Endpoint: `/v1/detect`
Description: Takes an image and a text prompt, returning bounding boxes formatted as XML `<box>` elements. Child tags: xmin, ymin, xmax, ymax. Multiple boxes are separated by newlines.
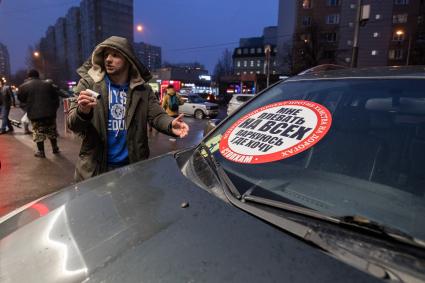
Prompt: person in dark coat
<box><xmin>17</xmin><ymin>70</ymin><xmax>61</xmax><ymax>158</ymax></box>
<box><xmin>0</xmin><ymin>80</ymin><xmax>15</xmax><ymax>134</ymax></box>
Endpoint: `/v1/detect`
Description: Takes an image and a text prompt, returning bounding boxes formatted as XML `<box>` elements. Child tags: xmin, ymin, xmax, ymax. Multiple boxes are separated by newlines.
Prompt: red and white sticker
<box><xmin>219</xmin><ymin>100</ymin><xmax>332</xmax><ymax>164</ymax></box>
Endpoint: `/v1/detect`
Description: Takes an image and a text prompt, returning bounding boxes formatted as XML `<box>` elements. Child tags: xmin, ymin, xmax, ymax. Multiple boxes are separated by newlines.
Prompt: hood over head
<box><xmin>82</xmin><ymin>36</ymin><xmax>152</xmax><ymax>89</ymax></box>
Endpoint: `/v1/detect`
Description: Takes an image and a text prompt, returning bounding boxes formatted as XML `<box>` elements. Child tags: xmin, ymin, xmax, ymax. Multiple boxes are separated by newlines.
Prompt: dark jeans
<box><xmin>0</xmin><ymin>105</ymin><xmax>12</xmax><ymax>131</ymax></box>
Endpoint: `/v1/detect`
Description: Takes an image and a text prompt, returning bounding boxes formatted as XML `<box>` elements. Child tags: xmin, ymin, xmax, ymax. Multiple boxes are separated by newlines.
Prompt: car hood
<box><xmin>0</xmin><ymin>154</ymin><xmax>383</xmax><ymax>283</ymax></box>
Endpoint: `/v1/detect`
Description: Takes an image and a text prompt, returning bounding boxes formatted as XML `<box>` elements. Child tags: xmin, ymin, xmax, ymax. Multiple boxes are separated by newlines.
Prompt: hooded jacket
<box><xmin>17</xmin><ymin>78</ymin><xmax>59</xmax><ymax>120</ymax></box>
<box><xmin>67</xmin><ymin>36</ymin><xmax>175</xmax><ymax>181</ymax></box>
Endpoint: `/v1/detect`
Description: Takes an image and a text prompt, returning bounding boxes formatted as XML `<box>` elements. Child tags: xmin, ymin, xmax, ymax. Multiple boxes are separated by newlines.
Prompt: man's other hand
<box><xmin>77</xmin><ymin>90</ymin><xmax>98</xmax><ymax>114</ymax></box>
<box><xmin>171</xmin><ymin>114</ymin><xmax>189</xmax><ymax>138</ymax></box>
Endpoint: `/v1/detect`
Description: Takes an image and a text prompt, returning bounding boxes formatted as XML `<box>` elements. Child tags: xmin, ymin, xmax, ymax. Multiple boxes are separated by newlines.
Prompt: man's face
<box><xmin>103</xmin><ymin>48</ymin><xmax>128</xmax><ymax>76</ymax></box>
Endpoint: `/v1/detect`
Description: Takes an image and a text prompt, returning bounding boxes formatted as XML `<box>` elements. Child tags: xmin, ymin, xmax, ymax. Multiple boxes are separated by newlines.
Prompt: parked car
<box><xmin>1</xmin><ymin>66</ymin><xmax>425</xmax><ymax>283</ymax></box>
<box><xmin>179</xmin><ymin>93</ymin><xmax>219</xmax><ymax>119</ymax></box>
<box><xmin>227</xmin><ymin>93</ymin><xmax>254</xmax><ymax>116</ymax></box>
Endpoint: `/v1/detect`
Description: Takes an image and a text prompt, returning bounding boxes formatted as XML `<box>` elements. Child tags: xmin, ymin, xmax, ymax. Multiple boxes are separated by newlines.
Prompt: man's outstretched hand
<box><xmin>171</xmin><ymin>114</ymin><xmax>189</xmax><ymax>138</ymax></box>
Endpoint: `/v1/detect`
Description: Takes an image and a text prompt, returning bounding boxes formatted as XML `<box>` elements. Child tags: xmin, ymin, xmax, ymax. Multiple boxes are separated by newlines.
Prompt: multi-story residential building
<box><xmin>0</xmin><ymin>43</ymin><xmax>11</xmax><ymax>79</ymax></box>
<box><xmin>134</xmin><ymin>42</ymin><xmax>162</xmax><ymax>71</ymax></box>
<box><xmin>278</xmin><ymin>0</ymin><xmax>425</xmax><ymax>73</ymax></box>
<box><xmin>80</xmin><ymin>0</ymin><xmax>133</xmax><ymax>60</ymax></box>
<box><xmin>54</xmin><ymin>17</ymin><xmax>69</xmax><ymax>80</ymax></box>
<box><xmin>233</xmin><ymin>26</ymin><xmax>279</xmax><ymax>76</ymax></box>
<box><xmin>66</xmin><ymin>7</ymin><xmax>82</xmax><ymax>81</ymax></box>
<box><xmin>35</xmin><ymin>0</ymin><xmax>133</xmax><ymax>85</ymax></box>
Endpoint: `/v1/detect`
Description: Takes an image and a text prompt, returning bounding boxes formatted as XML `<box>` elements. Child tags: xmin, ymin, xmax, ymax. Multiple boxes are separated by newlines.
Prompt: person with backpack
<box><xmin>0</xmin><ymin>80</ymin><xmax>15</xmax><ymax>134</ymax></box>
<box><xmin>161</xmin><ymin>85</ymin><xmax>184</xmax><ymax>118</ymax></box>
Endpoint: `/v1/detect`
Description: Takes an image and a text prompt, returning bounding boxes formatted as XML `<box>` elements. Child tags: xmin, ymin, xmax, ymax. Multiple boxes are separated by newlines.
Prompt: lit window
<box><xmin>302</xmin><ymin>0</ymin><xmax>312</xmax><ymax>9</ymax></box>
<box><xmin>243</xmin><ymin>71</ymin><xmax>247</xmax><ymax>75</ymax></box>
<box><xmin>389</xmin><ymin>49</ymin><xmax>403</xmax><ymax>59</ymax></box>
<box><xmin>393</xmin><ymin>31</ymin><xmax>405</xmax><ymax>41</ymax></box>
<box><xmin>250</xmin><ymin>48</ymin><xmax>255</xmax><ymax>54</ymax></box>
<box><xmin>243</xmin><ymin>60</ymin><xmax>247</xmax><ymax>67</ymax></box>
<box><xmin>236</xmin><ymin>72</ymin><xmax>240</xmax><ymax>75</ymax></box>
<box><xmin>250</xmin><ymin>60</ymin><xmax>254</xmax><ymax>67</ymax></box>
<box><xmin>393</xmin><ymin>14</ymin><xmax>408</xmax><ymax>23</ymax></box>
<box><xmin>347</xmin><ymin>40</ymin><xmax>353</xmax><ymax>46</ymax></box>
<box><xmin>237</xmin><ymin>61</ymin><xmax>241</xmax><ymax>67</ymax></box>
<box><xmin>250</xmin><ymin>71</ymin><xmax>254</xmax><ymax>74</ymax></box>
<box><xmin>375</xmin><ymin>14</ymin><xmax>381</xmax><ymax>20</ymax></box>
<box><xmin>345</xmin><ymin>57</ymin><xmax>351</xmax><ymax>63</ymax></box>
<box><xmin>237</xmin><ymin>49</ymin><xmax>242</xmax><ymax>55</ymax></box>
<box><xmin>326</xmin><ymin>14</ymin><xmax>340</xmax><ymax>24</ymax></box>
<box><xmin>373</xmin><ymin>32</ymin><xmax>379</xmax><ymax>38</ymax></box>
<box><xmin>256</xmin><ymin>71</ymin><xmax>261</xmax><ymax>74</ymax></box>
<box><xmin>257</xmin><ymin>48</ymin><xmax>262</xmax><ymax>53</ymax></box>
<box><xmin>371</xmin><ymin>50</ymin><xmax>378</xmax><ymax>56</ymax></box>
<box><xmin>349</xmin><ymin>22</ymin><xmax>354</xmax><ymax>27</ymax></box>
<box><xmin>257</xmin><ymin>60</ymin><xmax>261</xmax><ymax>67</ymax></box>
<box><xmin>350</xmin><ymin>4</ymin><xmax>356</xmax><ymax>8</ymax></box>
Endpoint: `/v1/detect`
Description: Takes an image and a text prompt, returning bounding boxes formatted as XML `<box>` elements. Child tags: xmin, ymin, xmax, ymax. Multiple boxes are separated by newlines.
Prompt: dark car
<box><xmin>1</xmin><ymin>66</ymin><xmax>425</xmax><ymax>283</ymax></box>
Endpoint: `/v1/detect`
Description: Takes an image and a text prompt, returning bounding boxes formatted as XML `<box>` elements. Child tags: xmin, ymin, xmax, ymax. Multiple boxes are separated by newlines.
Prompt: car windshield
<box><xmin>200</xmin><ymin>77</ymin><xmax>425</xmax><ymax>242</ymax></box>
<box><xmin>189</xmin><ymin>96</ymin><xmax>206</xmax><ymax>103</ymax></box>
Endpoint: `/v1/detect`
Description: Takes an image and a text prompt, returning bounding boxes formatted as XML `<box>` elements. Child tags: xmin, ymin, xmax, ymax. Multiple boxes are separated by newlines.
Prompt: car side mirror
<box><xmin>203</xmin><ymin>119</ymin><xmax>222</xmax><ymax>137</ymax></box>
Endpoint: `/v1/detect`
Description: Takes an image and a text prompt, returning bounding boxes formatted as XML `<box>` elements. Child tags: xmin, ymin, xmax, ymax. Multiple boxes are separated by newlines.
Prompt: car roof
<box><xmin>287</xmin><ymin>65</ymin><xmax>425</xmax><ymax>82</ymax></box>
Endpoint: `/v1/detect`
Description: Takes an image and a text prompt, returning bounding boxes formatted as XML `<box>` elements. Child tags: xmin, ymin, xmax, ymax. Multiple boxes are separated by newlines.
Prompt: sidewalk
<box><xmin>0</xmin><ymin>106</ymin><xmax>206</xmax><ymax>216</ymax></box>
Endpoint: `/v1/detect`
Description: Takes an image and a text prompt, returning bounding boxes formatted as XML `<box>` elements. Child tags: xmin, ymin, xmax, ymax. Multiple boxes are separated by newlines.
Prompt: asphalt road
<box><xmin>0</xmin><ymin>104</ymin><xmax>227</xmax><ymax>217</ymax></box>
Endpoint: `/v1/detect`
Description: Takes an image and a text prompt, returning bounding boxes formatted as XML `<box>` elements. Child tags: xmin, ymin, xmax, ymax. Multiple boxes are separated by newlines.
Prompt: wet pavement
<box><xmin>0</xmin><ymin>104</ymin><xmax>227</xmax><ymax>217</ymax></box>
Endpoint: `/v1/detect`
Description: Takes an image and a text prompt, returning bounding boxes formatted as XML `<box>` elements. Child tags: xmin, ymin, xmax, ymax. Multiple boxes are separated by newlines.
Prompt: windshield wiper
<box><xmin>197</xmin><ymin>143</ymin><xmax>241</xmax><ymax>199</ymax></box>
<box><xmin>339</xmin><ymin>215</ymin><xmax>425</xmax><ymax>249</ymax></box>
<box><xmin>241</xmin><ymin>189</ymin><xmax>425</xmax><ymax>249</ymax></box>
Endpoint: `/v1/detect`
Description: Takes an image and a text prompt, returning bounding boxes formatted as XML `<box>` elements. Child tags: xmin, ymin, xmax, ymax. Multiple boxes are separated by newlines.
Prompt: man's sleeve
<box><xmin>66</xmin><ymin>78</ymin><xmax>94</xmax><ymax>134</ymax></box>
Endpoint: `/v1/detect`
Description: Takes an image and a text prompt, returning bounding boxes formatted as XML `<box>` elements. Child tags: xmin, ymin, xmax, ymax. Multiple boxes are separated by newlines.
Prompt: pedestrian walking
<box><xmin>17</xmin><ymin>69</ymin><xmax>61</xmax><ymax>158</ymax></box>
<box><xmin>67</xmin><ymin>36</ymin><xmax>189</xmax><ymax>181</ymax></box>
<box><xmin>0</xmin><ymin>80</ymin><xmax>15</xmax><ymax>134</ymax></box>
<box><xmin>161</xmin><ymin>85</ymin><xmax>184</xmax><ymax>118</ymax></box>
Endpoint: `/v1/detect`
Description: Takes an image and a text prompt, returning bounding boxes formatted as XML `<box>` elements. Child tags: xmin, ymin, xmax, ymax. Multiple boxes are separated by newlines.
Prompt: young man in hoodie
<box><xmin>67</xmin><ymin>36</ymin><xmax>189</xmax><ymax>181</ymax></box>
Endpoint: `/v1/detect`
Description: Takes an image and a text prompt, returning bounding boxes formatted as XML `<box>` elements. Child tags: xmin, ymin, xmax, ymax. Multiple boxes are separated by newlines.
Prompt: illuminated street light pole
<box><xmin>136</xmin><ymin>24</ymin><xmax>143</xmax><ymax>33</ymax></box>
<box><xmin>33</xmin><ymin>51</ymin><xmax>46</xmax><ymax>77</ymax></box>
<box><xmin>395</xmin><ymin>30</ymin><xmax>413</xmax><ymax>66</ymax></box>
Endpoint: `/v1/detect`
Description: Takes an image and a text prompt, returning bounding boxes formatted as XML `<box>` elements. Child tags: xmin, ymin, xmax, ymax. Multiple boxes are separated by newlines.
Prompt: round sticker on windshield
<box><xmin>219</xmin><ymin>100</ymin><xmax>332</xmax><ymax>164</ymax></box>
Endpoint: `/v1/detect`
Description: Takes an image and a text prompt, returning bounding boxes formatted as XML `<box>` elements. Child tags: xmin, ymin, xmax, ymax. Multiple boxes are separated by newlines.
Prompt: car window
<box><xmin>189</xmin><ymin>96</ymin><xmax>206</xmax><ymax>103</ymax></box>
<box><xmin>201</xmin><ymin>78</ymin><xmax>425</xmax><ymax>242</ymax></box>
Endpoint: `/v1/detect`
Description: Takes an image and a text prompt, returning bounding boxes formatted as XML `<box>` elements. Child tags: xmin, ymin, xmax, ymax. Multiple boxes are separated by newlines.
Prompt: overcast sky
<box><xmin>0</xmin><ymin>0</ymin><xmax>278</xmax><ymax>74</ymax></box>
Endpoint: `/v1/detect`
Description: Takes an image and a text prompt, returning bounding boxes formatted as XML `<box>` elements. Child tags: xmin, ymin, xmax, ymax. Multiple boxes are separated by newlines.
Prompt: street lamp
<box><xmin>394</xmin><ymin>30</ymin><xmax>412</xmax><ymax>66</ymax></box>
<box><xmin>33</xmin><ymin>51</ymin><xmax>46</xmax><ymax>77</ymax></box>
<box><xmin>136</xmin><ymin>24</ymin><xmax>143</xmax><ymax>32</ymax></box>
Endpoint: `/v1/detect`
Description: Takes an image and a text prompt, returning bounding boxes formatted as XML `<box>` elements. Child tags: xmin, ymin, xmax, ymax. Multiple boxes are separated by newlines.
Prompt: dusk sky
<box><xmin>0</xmin><ymin>0</ymin><xmax>278</xmax><ymax>74</ymax></box>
